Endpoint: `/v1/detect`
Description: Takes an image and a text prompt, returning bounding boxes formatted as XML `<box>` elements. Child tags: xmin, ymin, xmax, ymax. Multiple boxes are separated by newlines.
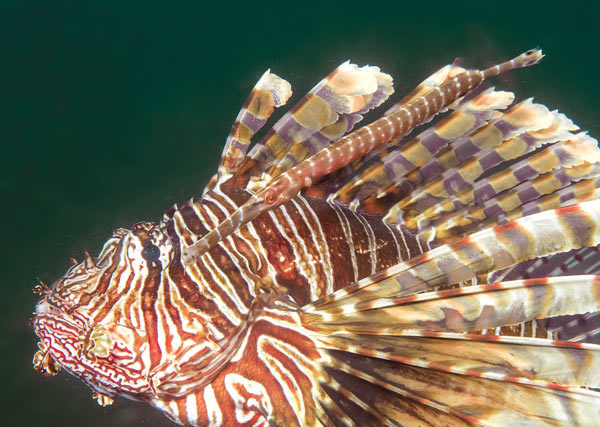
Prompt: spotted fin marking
<box><xmin>547</xmin><ymin>312</ymin><xmax>600</xmax><ymax>343</ymax></box>
<box><xmin>489</xmin><ymin>245</ymin><xmax>600</xmax><ymax>344</ymax></box>
<box><xmin>490</xmin><ymin>246</ymin><xmax>600</xmax><ymax>284</ymax></box>
<box><xmin>184</xmin><ymin>50</ymin><xmax>544</xmax><ymax>264</ymax></box>
<box><xmin>239</xmin><ymin>61</ymin><xmax>394</xmax><ymax>189</ymax></box>
<box><xmin>212</xmin><ymin>70</ymin><xmax>292</xmax><ymax>188</ymax></box>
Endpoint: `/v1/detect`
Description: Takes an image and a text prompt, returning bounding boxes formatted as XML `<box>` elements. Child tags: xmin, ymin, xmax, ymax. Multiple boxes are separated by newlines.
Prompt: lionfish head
<box><xmin>32</xmin><ymin>221</ymin><xmax>173</xmax><ymax>403</ymax></box>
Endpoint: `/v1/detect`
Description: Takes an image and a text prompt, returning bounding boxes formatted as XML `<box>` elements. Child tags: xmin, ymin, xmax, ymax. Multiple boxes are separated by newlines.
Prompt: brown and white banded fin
<box><xmin>237</xmin><ymin>61</ymin><xmax>394</xmax><ymax>190</ymax></box>
<box><xmin>332</xmin><ymin>87</ymin><xmax>515</xmax><ymax>208</ymax></box>
<box><xmin>386</xmin><ymin>101</ymin><xmax>567</xmax><ymax>216</ymax></box>
<box><xmin>384</xmin><ymin>62</ymin><xmax>466</xmax><ymax>115</ymax></box>
<box><xmin>304</xmin><ymin>275</ymin><xmax>600</xmax><ymax>336</ymax></box>
<box><xmin>385</xmin><ymin>109</ymin><xmax>583</xmax><ymax>231</ymax></box>
<box><xmin>312</xmin><ymin>336</ymin><xmax>600</xmax><ymax>425</ymax></box>
<box><xmin>212</xmin><ymin>70</ymin><xmax>292</xmax><ymax>188</ymax></box>
<box><xmin>304</xmin><ymin>200</ymin><xmax>600</xmax><ymax>313</ymax></box>
<box><xmin>437</xmin><ymin>172</ymin><xmax>600</xmax><ymax>239</ymax></box>
<box><xmin>184</xmin><ymin>49</ymin><xmax>543</xmax><ymax>264</ymax></box>
<box><xmin>304</xmin><ymin>64</ymin><xmax>478</xmax><ymax>203</ymax></box>
<box><xmin>422</xmin><ymin>133</ymin><xmax>599</xmax><ymax>238</ymax></box>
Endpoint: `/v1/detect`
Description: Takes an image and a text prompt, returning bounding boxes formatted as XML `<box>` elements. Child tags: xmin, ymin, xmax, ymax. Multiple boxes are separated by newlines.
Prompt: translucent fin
<box><xmin>304</xmin><ymin>275</ymin><xmax>600</xmax><ymax>337</ymax></box>
<box><xmin>315</xmin><ymin>343</ymin><xmax>600</xmax><ymax>426</ymax></box>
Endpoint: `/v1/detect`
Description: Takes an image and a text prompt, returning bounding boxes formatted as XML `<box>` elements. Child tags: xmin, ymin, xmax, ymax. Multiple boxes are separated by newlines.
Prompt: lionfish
<box><xmin>32</xmin><ymin>49</ymin><xmax>600</xmax><ymax>426</ymax></box>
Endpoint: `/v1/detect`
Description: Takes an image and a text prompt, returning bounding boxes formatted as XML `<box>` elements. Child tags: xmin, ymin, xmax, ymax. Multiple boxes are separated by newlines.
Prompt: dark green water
<box><xmin>2</xmin><ymin>1</ymin><xmax>599</xmax><ymax>425</ymax></box>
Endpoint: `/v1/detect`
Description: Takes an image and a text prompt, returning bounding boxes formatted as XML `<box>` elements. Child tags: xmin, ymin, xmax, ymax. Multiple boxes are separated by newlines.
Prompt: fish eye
<box><xmin>265</xmin><ymin>190</ymin><xmax>277</xmax><ymax>204</ymax></box>
<box><xmin>141</xmin><ymin>243</ymin><xmax>161</xmax><ymax>262</ymax></box>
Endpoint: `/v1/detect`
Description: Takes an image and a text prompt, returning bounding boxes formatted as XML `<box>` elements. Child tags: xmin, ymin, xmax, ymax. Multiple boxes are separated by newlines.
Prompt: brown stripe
<box><xmin>165</xmin><ymin>219</ymin><xmax>232</xmax><ymax>335</ymax></box>
<box><xmin>278</xmin><ymin>201</ymin><xmax>330</xmax><ymax>299</ymax></box>
<box><xmin>141</xmin><ymin>260</ymin><xmax>162</xmax><ymax>369</ymax></box>
<box><xmin>252</xmin><ymin>209</ymin><xmax>313</xmax><ymax>305</ymax></box>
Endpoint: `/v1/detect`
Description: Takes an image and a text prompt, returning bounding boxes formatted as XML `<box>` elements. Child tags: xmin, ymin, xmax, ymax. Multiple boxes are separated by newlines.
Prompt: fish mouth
<box><xmin>35</xmin><ymin>299</ymin><xmax>53</xmax><ymax>316</ymax></box>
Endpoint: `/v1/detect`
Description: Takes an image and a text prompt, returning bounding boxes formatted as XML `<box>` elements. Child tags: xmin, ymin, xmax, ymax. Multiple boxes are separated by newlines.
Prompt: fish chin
<box><xmin>33</xmin><ymin>311</ymin><xmax>154</xmax><ymax>401</ymax></box>
<box><xmin>32</xmin><ymin>290</ymin><xmax>155</xmax><ymax>401</ymax></box>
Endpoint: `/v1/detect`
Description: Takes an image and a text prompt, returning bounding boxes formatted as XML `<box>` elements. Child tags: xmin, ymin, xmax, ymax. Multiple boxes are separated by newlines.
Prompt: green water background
<box><xmin>2</xmin><ymin>1</ymin><xmax>599</xmax><ymax>425</ymax></box>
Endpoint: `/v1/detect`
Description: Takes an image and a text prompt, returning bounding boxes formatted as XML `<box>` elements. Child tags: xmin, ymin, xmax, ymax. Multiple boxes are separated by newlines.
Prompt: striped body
<box><xmin>33</xmin><ymin>49</ymin><xmax>600</xmax><ymax>426</ymax></box>
<box><xmin>33</xmin><ymin>187</ymin><xmax>418</xmax><ymax>424</ymax></box>
<box><xmin>155</xmin><ymin>188</ymin><xmax>415</xmax><ymax>424</ymax></box>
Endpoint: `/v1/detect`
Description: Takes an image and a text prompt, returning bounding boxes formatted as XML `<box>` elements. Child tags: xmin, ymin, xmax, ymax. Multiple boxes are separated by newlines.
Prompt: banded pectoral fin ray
<box><xmin>304</xmin><ymin>200</ymin><xmax>600</xmax><ymax>313</ymax></box>
<box><xmin>303</xmin><ymin>270</ymin><xmax>600</xmax><ymax>425</ymax></box>
<box><xmin>316</xmin><ymin>331</ymin><xmax>600</xmax><ymax>391</ymax></box>
<box><xmin>317</xmin><ymin>344</ymin><xmax>600</xmax><ymax>426</ymax></box>
<box><xmin>304</xmin><ymin>275</ymin><xmax>600</xmax><ymax>337</ymax></box>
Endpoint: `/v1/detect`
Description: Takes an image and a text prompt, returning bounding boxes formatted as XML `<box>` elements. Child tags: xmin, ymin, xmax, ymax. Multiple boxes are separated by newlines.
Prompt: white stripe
<box><xmin>257</xmin><ymin>335</ymin><xmax>307</xmax><ymax>421</ymax></box>
<box><xmin>204</xmin><ymin>384</ymin><xmax>223</xmax><ymax>427</ymax></box>
<box><xmin>331</xmin><ymin>202</ymin><xmax>359</xmax><ymax>283</ymax></box>
<box><xmin>383</xmin><ymin>220</ymin><xmax>403</xmax><ymax>262</ymax></box>
<box><xmin>278</xmin><ymin>205</ymin><xmax>320</xmax><ymax>300</ymax></box>
<box><xmin>351</xmin><ymin>209</ymin><xmax>378</xmax><ymax>275</ymax></box>
<box><xmin>190</xmin><ymin>259</ymin><xmax>241</xmax><ymax>325</ymax></box>
<box><xmin>185</xmin><ymin>393</ymin><xmax>199</xmax><ymax>425</ymax></box>
<box><xmin>204</xmin><ymin>252</ymin><xmax>249</xmax><ymax>316</ymax></box>
<box><xmin>294</xmin><ymin>196</ymin><xmax>335</xmax><ymax>295</ymax></box>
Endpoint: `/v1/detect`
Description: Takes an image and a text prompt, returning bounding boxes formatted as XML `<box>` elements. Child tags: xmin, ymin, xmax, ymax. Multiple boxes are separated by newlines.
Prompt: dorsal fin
<box><xmin>332</xmin><ymin>87</ymin><xmax>515</xmax><ymax>208</ymax></box>
<box><xmin>390</xmin><ymin>133</ymin><xmax>599</xmax><ymax>235</ymax></box>
<box><xmin>431</xmin><ymin>166</ymin><xmax>600</xmax><ymax>238</ymax></box>
<box><xmin>235</xmin><ymin>61</ymin><xmax>394</xmax><ymax>189</ymax></box>
<box><xmin>385</xmin><ymin>59</ymin><xmax>466</xmax><ymax>116</ymax></box>
<box><xmin>184</xmin><ymin>49</ymin><xmax>545</xmax><ymax>266</ymax></box>
<box><xmin>211</xmin><ymin>70</ymin><xmax>292</xmax><ymax>190</ymax></box>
